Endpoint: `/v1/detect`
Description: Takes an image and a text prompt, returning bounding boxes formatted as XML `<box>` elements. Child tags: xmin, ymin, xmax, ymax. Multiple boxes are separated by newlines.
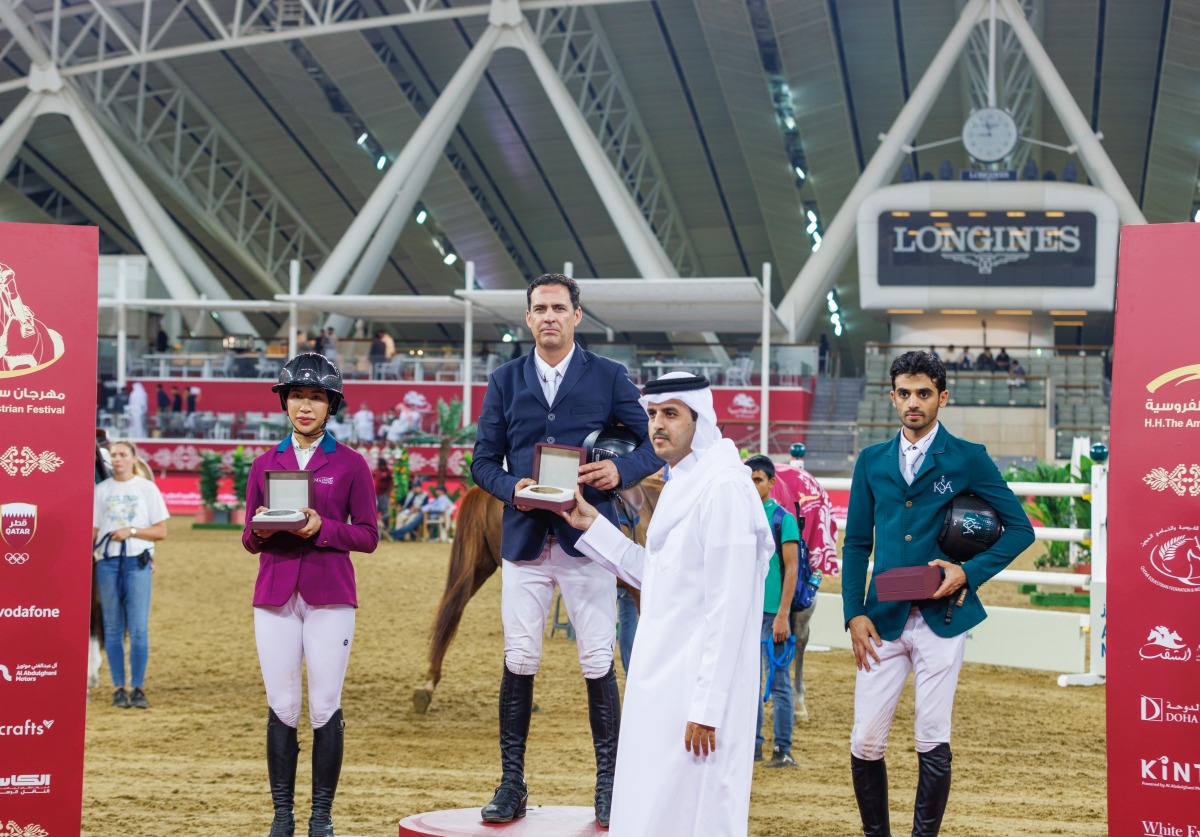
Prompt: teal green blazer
<box><xmin>841</xmin><ymin>424</ymin><xmax>1035</xmax><ymax>640</ymax></box>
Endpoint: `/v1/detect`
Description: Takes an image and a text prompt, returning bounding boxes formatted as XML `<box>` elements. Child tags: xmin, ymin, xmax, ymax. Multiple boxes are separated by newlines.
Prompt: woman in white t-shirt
<box><xmin>92</xmin><ymin>440</ymin><xmax>170</xmax><ymax>710</ymax></box>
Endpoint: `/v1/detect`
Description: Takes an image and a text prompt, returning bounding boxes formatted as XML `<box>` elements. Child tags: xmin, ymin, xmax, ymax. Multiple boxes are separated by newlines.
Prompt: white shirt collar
<box><xmin>532</xmin><ymin>344</ymin><xmax>575</xmax><ymax>384</ymax></box>
<box><xmin>899</xmin><ymin>421</ymin><xmax>939</xmax><ymax>455</ymax></box>
<box><xmin>292</xmin><ymin>432</ymin><xmax>324</xmax><ymax>469</ymax></box>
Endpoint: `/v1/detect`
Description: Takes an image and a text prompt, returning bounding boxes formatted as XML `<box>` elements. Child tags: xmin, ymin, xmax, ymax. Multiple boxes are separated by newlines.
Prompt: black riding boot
<box><xmin>911</xmin><ymin>744</ymin><xmax>952</xmax><ymax>837</ymax></box>
<box><xmin>585</xmin><ymin>664</ymin><xmax>621</xmax><ymax>828</ymax></box>
<box><xmin>851</xmin><ymin>754</ymin><xmax>892</xmax><ymax>837</ymax></box>
<box><xmin>308</xmin><ymin>709</ymin><xmax>344</xmax><ymax>837</ymax></box>
<box><xmin>480</xmin><ymin>667</ymin><xmax>534</xmax><ymax>823</ymax></box>
<box><xmin>267</xmin><ymin>709</ymin><xmax>299</xmax><ymax>837</ymax></box>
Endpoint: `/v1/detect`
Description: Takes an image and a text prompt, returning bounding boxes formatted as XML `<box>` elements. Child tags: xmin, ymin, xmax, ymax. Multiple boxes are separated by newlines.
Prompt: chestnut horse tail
<box><xmin>425</xmin><ymin>487</ymin><xmax>501</xmax><ymax>692</ymax></box>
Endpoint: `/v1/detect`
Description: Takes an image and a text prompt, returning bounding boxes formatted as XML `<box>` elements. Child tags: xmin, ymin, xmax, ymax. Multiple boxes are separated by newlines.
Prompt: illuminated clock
<box><xmin>961</xmin><ymin>107</ymin><xmax>1020</xmax><ymax>164</ymax></box>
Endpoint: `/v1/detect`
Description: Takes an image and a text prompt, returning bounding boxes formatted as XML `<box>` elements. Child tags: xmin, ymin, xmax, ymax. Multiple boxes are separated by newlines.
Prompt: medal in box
<box><xmin>514</xmin><ymin>443</ymin><xmax>585</xmax><ymax>512</ymax></box>
<box><xmin>250</xmin><ymin>470</ymin><xmax>314</xmax><ymax>530</ymax></box>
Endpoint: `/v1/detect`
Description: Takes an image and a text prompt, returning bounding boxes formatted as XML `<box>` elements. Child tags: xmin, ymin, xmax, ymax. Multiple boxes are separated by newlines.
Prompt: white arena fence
<box><xmin>809</xmin><ymin>468</ymin><xmax>1107</xmax><ymax>687</ymax></box>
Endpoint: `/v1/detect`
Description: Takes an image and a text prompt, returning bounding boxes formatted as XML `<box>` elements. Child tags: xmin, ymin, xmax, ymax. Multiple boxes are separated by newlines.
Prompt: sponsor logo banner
<box><xmin>0</xmin><ymin>222</ymin><xmax>98</xmax><ymax>833</ymax></box>
<box><xmin>1109</xmin><ymin>224</ymin><xmax>1200</xmax><ymax>831</ymax></box>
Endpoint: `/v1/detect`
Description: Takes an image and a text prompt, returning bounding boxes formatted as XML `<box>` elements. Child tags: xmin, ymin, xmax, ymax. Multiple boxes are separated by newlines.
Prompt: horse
<box><xmin>413</xmin><ymin>475</ymin><xmax>662</xmax><ymax>714</ymax></box>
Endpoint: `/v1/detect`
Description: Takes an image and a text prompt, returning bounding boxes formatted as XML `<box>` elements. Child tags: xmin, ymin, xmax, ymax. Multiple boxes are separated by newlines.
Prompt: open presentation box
<box><xmin>250</xmin><ymin>470</ymin><xmax>314</xmax><ymax>531</ymax></box>
<box><xmin>514</xmin><ymin>443</ymin><xmax>585</xmax><ymax>512</ymax></box>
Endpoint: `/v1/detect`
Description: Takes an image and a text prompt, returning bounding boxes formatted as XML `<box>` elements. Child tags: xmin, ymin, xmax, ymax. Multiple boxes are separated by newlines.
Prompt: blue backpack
<box><xmin>770</xmin><ymin>502</ymin><xmax>817</xmax><ymax>612</ymax></box>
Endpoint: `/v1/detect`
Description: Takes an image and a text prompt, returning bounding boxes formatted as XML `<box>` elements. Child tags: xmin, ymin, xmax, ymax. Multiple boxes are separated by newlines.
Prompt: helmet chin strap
<box><xmin>288</xmin><ymin>413</ymin><xmax>329</xmax><ymax>442</ymax></box>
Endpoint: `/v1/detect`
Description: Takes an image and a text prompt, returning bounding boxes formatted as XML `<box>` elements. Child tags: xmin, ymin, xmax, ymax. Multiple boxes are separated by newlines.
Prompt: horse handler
<box><xmin>471</xmin><ymin>273</ymin><xmax>662</xmax><ymax>826</ymax></box>
<box><xmin>241</xmin><ymin>353</ymin><xmax>379</xmax><ymax>837</ymax></box>
<box><xmin>560</xmin><ymin>373</ymin><xmax>773</xmax><ymax>837</ymax></box>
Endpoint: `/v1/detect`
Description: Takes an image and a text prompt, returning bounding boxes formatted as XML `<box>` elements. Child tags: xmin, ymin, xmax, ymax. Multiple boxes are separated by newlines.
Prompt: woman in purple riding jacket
<box><xmin>241</xmin><ymin>352</ymin><xmax>379</xmax><ymax>837</ymax></box>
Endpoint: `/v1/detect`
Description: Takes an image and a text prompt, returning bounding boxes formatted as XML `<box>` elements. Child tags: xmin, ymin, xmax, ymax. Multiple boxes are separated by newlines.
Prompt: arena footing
<box><xmin>399</xmin><ymin>806</ymin><xmax>605</xmax><ymax>836</ymax></box>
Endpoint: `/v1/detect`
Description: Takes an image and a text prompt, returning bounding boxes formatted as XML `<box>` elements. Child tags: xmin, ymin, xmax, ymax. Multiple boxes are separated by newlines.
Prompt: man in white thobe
<box><xmin>561</xmin><ymin>372</ymin><xmax>772</xmax><ymax>837</ymax></box>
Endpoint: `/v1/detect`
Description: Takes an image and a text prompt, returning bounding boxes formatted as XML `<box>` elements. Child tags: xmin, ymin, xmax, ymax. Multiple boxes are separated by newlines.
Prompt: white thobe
<box><xmin>576</xmin><ymin>438</ymin><xmax>772</xmax><ymax>837</ymax></box>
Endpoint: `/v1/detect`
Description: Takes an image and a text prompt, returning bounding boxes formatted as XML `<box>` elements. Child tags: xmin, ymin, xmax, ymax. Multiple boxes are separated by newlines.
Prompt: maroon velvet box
<box><xmin>250</xmin><ymin>470</ymin><xmax>314</xmax><ymax>531</ymax></box>
<box><xmin>875</xmin><ymin>565</ymin><xmax>943</xmax><ymax>602</ymax></box>
<box><xmin>514</xmin><ymin>443</ymin><xmax>585</xmax><ymax>512</ymax></box>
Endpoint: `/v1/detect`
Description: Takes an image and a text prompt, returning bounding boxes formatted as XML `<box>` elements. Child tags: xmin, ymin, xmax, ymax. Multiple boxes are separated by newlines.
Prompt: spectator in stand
<box><xmin>976</xmin><ymin>347</ymin><xmax>995</xmax><ymax>372</ymax></box>
<box><xmin>184</xmin><ymin>386</ymin><xmax>200</xmax><ymax>435</ymax></box>
<box><xmin>155</xmin><ymin>383</ymin><xmax>170</xmax><ymax>417</ymax></box>
<box><xmin>171</xmin><ymin>385</ymin><xmax>183</xmax><ymax>414</ymax></box>
<box><xmin>994</xmin><ymin>347</ymin><xmax>1011</xmax><ymax>373</ymax></box>
<box><xmin>1007</xmin><ymin>359</ymin><xmax>1028</xmax><ymax>389</ymax></box>
<box><xmin>372</xmin><ymin>457</ymin><xmax>393</xmax><ymax>525</ymax></box>
<box><xmin>352</xmin><ymin>402</ymin><xmax>376</xmax><ymax>444</ymax></box>
<box><xmin>155</xmin><ymin>326</ymin><xmax>170</xmax><ymax>353</ymax></box>
<box><xmin>369</xmin><ymin>331</ymin><xmax>389</xmax><ymax>376</ymax></box>
<box><xmin>390</xmin><ymin>485</ymin><xmax>453</xmax><ymax>541</ymax></box>
<box><xmin>928</xmin><ymin>346</ymin><xmax>939</xmax><ymax>359</ymax></box>
<box><xmin>381</xmin><ymin>330</ymin><xmax>396</xmax><ymax>360</ymax></box>
<box><xmin>126</xmin><ymin>382</ymin><xmax>148</xmax><ymax>439</ymax></box>
<box><xmin>818</xmin><ymin>334</ymin><xmax>830</xmax><ymax>375</ymax></box>
<box><xmin>323</xmin><ymin>327</ymin><xmax>339</xmax><ymax>364</ymax></box>
<box><xmin>945</xmin><ymin>345</ymin><xmax>958</xmax><ymax>371</ymax></box>
<box><xmin>957</xmin><ymin>347</ymin><xmax>972</xmax><ymax>372</ymax></box>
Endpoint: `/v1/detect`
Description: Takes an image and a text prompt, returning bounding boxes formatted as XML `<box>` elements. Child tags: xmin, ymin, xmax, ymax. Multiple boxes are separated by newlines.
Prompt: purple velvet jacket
<box><xmin>242</xmin><ymin>433</ymin><xmax>379</xmax><ymax>607</ymax></box>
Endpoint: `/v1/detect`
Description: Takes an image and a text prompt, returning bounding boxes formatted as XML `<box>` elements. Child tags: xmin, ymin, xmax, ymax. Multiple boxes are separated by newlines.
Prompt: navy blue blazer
<box><xmin>841</xmin><ymin>424</ymin><xmax>1035</xmax><ymax>640</ymax></box>
<box><xmin>472</xmin><ymin>345</ymin><xmax>663</xmax><ymax>562</ymax></box>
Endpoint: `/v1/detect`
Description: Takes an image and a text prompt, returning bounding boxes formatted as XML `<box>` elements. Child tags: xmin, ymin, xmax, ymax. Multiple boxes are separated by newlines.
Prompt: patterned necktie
<box><xmin>904</xmin><ymin>444</ymin><xmax>922</xmax><ymax>484</ymax></box>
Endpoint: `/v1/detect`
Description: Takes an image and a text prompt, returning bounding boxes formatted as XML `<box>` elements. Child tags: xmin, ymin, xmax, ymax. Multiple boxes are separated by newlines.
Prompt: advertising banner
<box><xmin>1107</xmin><ymin>223</ymin><xmax>1200</xmax><ymax>836</ymax></box>
<box><xmin>0</xmin><ymin>223</ymin><xmax>99</xmax><ymax>836</ymax></box>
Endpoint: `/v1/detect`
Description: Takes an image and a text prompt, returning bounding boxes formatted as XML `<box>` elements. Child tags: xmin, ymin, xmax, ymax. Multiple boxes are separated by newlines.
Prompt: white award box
<box><xmin>251</xmin><ymin>470</ymin><xmax>314</xmax><ymax>530</ymax></box>
<box><xmin>514</xmin><ymin>443</ymin><xmax>585</xmax><ymax>512</ymax></box>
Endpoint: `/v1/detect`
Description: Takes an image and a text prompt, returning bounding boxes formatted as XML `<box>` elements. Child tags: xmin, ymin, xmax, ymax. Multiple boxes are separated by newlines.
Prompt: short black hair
<box><xmin>743</xmin><ymin>454</ymin><xmax>775</xmax><ymax>480</ymax></box>
<box><xmin>527</xmin><ymin>273</ymin><xmax>581</xmax><ymax>310</ymax></box>
<box><xmin>889</xmin><ymin>350</ymin><xmax>947</xmax><ymax>392</ymax></box>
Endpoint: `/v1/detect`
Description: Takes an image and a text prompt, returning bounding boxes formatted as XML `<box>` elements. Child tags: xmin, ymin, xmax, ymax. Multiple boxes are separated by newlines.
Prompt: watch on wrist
<box><xmin>130</xmin><ymin>527</ymin><xmax>138</xmax><ymax>537</ymax></box>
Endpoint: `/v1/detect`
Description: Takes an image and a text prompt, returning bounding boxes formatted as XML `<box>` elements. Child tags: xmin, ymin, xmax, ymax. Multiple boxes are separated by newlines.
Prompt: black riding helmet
<box><xmin>272</xmin><ymin>352</ymin><xmax>344</xmax><ymax>416</ymax></box>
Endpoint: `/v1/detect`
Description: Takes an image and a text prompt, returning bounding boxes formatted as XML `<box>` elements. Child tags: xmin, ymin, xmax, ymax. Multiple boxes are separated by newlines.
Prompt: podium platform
<box><xmin>399</xmin><ymin>806</ymin><xmax>605</xmax><ymax>836</ymax></box>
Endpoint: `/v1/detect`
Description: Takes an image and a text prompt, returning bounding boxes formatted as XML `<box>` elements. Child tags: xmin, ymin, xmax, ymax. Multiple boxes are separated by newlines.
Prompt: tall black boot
<box><xmin>267</xmin><ymin>709</ymin><xmax>299</xmax><ymax>837</ymax></box>
<box><xmin>308</xmin><ymin>709</ymin><xmax>344</xmax><ymax>837</ymax></box>
<box><xmin>480</xmin><ymin>666</ymin><xmax>534</xmax><ymax>823</ymax></box>
<box><xmin>585</xmin><ymin>664</ymin><xmax>621</xmax><ymax>828</ymax></box>
<box><xmin>911</xmin><ymin>744</ymin><xmax>952</xmax><ymax>837</ymax></box>
<box><xmin>851</xmin><ymin>754</ymin><xmax>892</xmax><ymax>837</ymax></box>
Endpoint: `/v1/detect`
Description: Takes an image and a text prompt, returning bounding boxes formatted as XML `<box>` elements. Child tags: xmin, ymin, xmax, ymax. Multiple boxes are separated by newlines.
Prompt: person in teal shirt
<box><xmin>744</xmin><ymin>455</ymin><xmax>800</xmax><ymax>768</ymax></box>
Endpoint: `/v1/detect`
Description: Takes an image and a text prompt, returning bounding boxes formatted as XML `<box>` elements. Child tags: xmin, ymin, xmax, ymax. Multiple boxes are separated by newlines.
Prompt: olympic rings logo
<box><xmin>5</xmin><ymin>553</ymin><xmax>30</xmax><ymax>565</ymax></box>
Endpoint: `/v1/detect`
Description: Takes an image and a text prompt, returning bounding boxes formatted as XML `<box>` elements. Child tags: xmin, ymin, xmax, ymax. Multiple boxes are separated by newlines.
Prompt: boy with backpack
<box><xmin>744</xmin><ymin>455</ymin><xmax>800</xmax><ymax>768</ymax></box>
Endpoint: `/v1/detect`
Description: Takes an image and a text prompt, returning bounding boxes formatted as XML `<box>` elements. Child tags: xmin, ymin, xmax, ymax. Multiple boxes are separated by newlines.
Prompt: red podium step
<box><xmin>399</xmin><ymin>806</ymin><xmax>605</xmax><ymax>836</ymax></box>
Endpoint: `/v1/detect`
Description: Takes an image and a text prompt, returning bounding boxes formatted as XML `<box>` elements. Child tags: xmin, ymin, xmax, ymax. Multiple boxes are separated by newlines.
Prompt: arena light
<box><xmin>376</xmin><ymin>156</ymin><xmax>388</xmax><ymax>170</ymax></box>
<box><xmin>996</xmin><ymin>309</ymin><xmax>1034</xmax><ymax>315</ymax></box>
<box><xmin>1045</xmin><ymin>211</ymin><xmax>1065</xmax><ymax>217</ymax></box>
<box><xmin>886</xmin><ymin>308</ymin><xmax>925</xmax><ymax>314</ymax></box>
<box><xmin>1054</xmin><ymin>320</ymin><xmax>1085</xmax><ymax>327</ymax></box>
<box><xmin>415</xmin><ymin>209</ymin><xmax>427</xmax><ymax>224</ymax></box>
<box><xmin>1049</xmin><ymin>310</ymin><xmax>1087</xmax><ymax>316</ymax></box>
<box><xmin>967</xmin><ymin>211</ymin><xmax>987</xmax><ymax>217</ymax></box>
<box><xmin>356</xmin><ymin>133</ymin><xmax>368</xmax><ymax>146</ymax></box>
<box><xmin>1006</xmin><ymin>211</ymin><xmax>1027</xmax><ymax>217</ymax></box>
<box><xmin>794</xmin><ymin>166</ymin><xmax>806</xmax><ymax>181</ymax></box>
<box><xmin>783</xmin><ymin>115</ymin><xmax>796</xmax><ymax>131</ymax></box>
<box><xmin>939</xmin><ymin>309</ymin><xmax>977</xmax><ymax>315</ymax></box>
<box><xmin>929</xmin><ymin>211</ymin><xmax>949</xmax><ymax>218</ymax></box>
<box><xmin>443</xmin><ymin>253</ymin><xmax>458</xmax><ymax>266</ymax></box>
<box><xmin>890</xmin><ymin>211</ymin><xmax>911</xmax><ymax>217</ymax></box>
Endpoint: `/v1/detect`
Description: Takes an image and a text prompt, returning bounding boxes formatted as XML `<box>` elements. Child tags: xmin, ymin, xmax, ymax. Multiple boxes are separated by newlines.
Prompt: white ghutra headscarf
<box><xmin>637</xmin><ymin>371</ymin><xmax>722</xmax><ymax>454</ymax></box>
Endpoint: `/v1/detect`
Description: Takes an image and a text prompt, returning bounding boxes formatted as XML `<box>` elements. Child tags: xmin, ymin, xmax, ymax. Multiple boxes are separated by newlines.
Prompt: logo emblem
<box><xmin>934</xmin><ymin>476</ymin><xmax>952</xmax><ymax>494</ymax></box>
<box><xmin>939</xmin><ymin>251</ymin><xmax>1029</xmax><ymax>275</ymax></box>
<box><xmin>1144</xmin><ymin>465</ymin><xmax>1200</xmax><ymax>497</ymax></box>
<box><xmin>0</xmin><ymin>447</ymin><xmax>63</xmax><ymax>477</ymax></box>
<box><xmin>728</xmin><ymin>393</ymin><xmax>759</xmax><ymax>419</ymax></box>
<box><xmin>1147</xmin><ymin>364</ymin><xmax>1200</xmax><ymax>393</ymax></box>
<box><xmin>0</xmin><ymin>665</ymin><xmax>10</xmax><ymax>682</ymax></box>
<box><xmin>1139</xmin><ymin>626</ymin><xmax>1193</xmax><ymax>661</ymax></box>
<box><xmin>1141</xmin><ymin>527</ymin><xmax>1200</xmax><ymax>592</ymax></box>
<box><xmin>0</xmin><ymin>262</ymin><xmax>65</xmax><ymax>378</ymax></box>
<box><xmin>1</xmin><ymin>503</ymin><xmax>35</xmax><ymax>548</ymax></box>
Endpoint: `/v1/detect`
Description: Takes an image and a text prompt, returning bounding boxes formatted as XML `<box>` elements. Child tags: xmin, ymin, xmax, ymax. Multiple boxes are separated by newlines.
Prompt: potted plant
<box><xmin>196</xmin><ymin>450</ymin><xmax>223</xmax><ymax>524</ymax></box>
<box><xmin>229</xmin><ymin>446</ymin><xmax>251</xmax><ymax>525</ymax></box>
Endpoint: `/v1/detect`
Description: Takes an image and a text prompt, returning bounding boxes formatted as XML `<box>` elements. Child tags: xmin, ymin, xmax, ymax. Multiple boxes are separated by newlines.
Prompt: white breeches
<box><xmin>501</xmin><ymin>539</ymin><xmax>616</xmax><ymax>679</ymax></box>
<box><xmin>850</xmin><ymin>607</ymin><xmax>966</xmax><ymax>760</ymax></box>
<box><xmin>254</xmin><ymin>591</ymin><xmax>356</xmax><ymax>729</ymax></box>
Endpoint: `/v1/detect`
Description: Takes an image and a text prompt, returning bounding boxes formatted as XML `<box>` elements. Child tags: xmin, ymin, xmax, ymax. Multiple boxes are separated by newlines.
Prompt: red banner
<box><xmin>0</xmin><ymin>223</ymin><xmax>99</xmax><ymax>835</ymax></box>
<box><xmin>1107</xmin><ymin>224</ymin><xmax>1200</xmax><ymax>835</ymax></box>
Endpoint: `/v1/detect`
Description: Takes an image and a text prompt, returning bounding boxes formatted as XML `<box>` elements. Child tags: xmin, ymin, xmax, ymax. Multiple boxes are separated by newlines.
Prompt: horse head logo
<box><xmin>1149</xmin><ymin>535</ymin><xmax>1200</xmax><ymax>588</ymax></box>
<box><xmin>0</xmin><ymin>263</ymin><xmax>65</xmax><ymax>378</ymax></box>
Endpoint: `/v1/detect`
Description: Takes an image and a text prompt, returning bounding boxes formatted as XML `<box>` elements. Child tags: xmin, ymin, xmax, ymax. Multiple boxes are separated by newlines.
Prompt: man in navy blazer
<box><xmin>842</xmin><ymin>351</ymin><xmax>1034</xmax><ymax>837</ymax></box>
<box><xmin>472</xmin><ymin>273</ymin><xmax>662</xmax><ymax>826</ymax></box>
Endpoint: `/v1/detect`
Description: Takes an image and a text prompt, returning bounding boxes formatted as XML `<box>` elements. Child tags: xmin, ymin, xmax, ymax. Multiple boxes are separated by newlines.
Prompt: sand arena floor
<box><xmin>82</xmin><ymin>521</ymin><xmax>1106</xmax><ymax>836</ymax></box>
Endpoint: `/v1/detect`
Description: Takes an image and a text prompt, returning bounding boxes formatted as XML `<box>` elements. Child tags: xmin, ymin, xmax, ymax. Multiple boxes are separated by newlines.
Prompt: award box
<box><xmin>875</xmin><ymin>565</ymin><xmax>943</xmax><ymax>602</ymax></box>
<box><xmin>250</xmin><ymin>470</ymin><xmax>314</xmax><ymax>530</ymax></box>
<box><xmin>514</xmin><ymin>443</ymin><xmax>585</xmax><ymax>512</ymax></box>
